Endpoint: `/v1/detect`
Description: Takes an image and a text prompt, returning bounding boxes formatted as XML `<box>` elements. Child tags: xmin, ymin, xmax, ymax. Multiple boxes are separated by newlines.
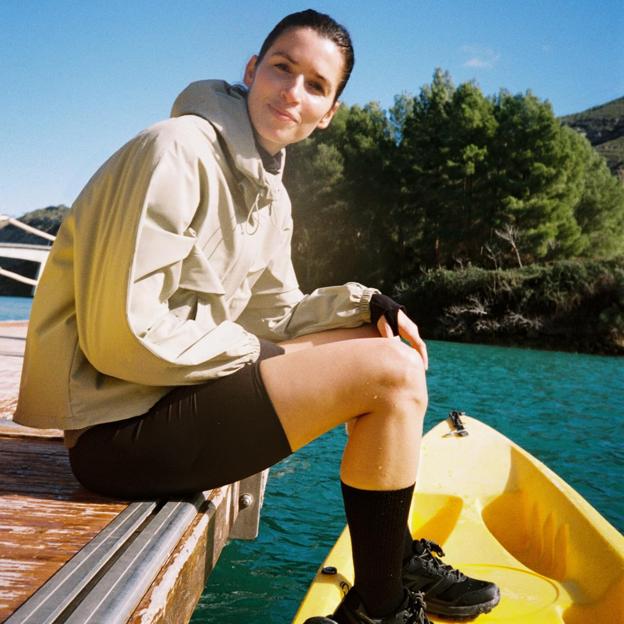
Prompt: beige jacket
<box><xmin>15</xmin><ymin>80</ymin><xmax>377</xmax><ymax>432</ymax></box>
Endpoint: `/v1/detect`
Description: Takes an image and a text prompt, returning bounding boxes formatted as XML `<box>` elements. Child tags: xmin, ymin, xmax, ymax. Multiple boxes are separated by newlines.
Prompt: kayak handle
<box><xmin>445</xmin><ymin>410</ymin><xmax>469</xmax><ymax>437</ymax></box>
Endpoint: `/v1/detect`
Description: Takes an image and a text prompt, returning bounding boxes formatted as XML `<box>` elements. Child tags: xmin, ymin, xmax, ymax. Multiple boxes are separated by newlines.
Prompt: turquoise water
<box><xmin>191</xmin><ymin>340</ymin><xmax>623</xmax><ymax>623</ymax></box>
<box><xmin>2</xmin><ymin>297</ymin><xmax>621</xmax><ymax>622</ymax></box>
<box><xmin>0</xmin><ymin>295</ymin><xmax>33</xmax><ymax>321</ymax></box>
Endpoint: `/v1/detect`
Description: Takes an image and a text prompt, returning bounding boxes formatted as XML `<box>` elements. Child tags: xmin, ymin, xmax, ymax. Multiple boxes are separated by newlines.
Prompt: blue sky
<box><xmin>1</xmin><ymin>0</ymin><xmax>623</xmax><ymax>216</ymax></box>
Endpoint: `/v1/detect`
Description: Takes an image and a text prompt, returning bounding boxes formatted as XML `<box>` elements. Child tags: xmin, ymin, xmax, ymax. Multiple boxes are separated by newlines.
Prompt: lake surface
<box><xmin>2</xmin><ymin>296</ymin><xmax>621</xmax><ymax>623</ymax></box>
<box><xmin>0</xmin><ymin>296</ymin><xmax>33</xmax><ymax>322</ymax></box>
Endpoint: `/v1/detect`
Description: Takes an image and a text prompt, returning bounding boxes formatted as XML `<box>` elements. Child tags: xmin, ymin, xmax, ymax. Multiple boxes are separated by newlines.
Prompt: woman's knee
<box><xmin>348</xmin><ymin>341</ymin><xmax>426</xmax><ymax>444</ymax></box>
<box><xmin>368</xmin><ymin>339</ymin><xmax>428</xmax><ymax>409</ymax></box>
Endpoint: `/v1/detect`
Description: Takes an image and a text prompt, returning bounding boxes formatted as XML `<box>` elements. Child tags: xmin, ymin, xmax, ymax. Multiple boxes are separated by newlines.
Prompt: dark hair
<box><xmin>257</xmin><ymin>9</ymin><xmax>354</xmax><ymax>100</ymax></box>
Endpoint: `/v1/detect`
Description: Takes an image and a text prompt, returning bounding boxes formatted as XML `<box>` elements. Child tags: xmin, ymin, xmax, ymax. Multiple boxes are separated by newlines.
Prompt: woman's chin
<box><xmin>255</xmin><ymin>130</ymin><xmax>289</xmax><ymax>154</ymax></box>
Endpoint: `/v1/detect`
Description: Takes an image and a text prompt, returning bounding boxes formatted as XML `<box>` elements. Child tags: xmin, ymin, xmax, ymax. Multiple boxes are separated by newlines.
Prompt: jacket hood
<box><xmin>171</xmin><ymin>80</ymin><xmax>284</xmax><ymax>194</ymax></box>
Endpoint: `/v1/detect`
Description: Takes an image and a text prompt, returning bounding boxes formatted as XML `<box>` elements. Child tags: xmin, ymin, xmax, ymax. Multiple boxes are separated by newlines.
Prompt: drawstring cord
<box><xmin>245</xmin><ymin>194</ymin><xmax>261</xmax><ymax>235</ymax></box>
<box><xmin>245</xmin><ymin>190</ymin><xmax>277</xmax><ymax>236</ymax></box>
<box><xmin>270</xmin><ymin>187</ymin><xmax>280</xmax><ymax>226</ymax></box>
<box><xmin>244</xmin><ymin>184</ymin><xmax>280</xmax><ymax>235</ymax></box>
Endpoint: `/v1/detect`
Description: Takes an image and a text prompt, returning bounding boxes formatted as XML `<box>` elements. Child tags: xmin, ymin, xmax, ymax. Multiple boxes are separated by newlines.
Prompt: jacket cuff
<box><xmin>357</xmin><ymin>286</ymin><xmax>380</xmax><ymax>323</ymax></box>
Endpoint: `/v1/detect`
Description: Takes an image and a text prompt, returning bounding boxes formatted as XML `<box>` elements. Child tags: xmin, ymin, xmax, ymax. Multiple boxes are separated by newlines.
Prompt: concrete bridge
<box><xmin>0</xmin><ymin>216</ymin><xmax>54</xmax><ymax>288</ymax></box>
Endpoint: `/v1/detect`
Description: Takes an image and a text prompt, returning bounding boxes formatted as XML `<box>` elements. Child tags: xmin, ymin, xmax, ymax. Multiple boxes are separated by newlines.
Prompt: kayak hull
<box><xmin>292</xmin><ymin>417</ymin><xmax>624</xmax><ymax>623</ymax></box>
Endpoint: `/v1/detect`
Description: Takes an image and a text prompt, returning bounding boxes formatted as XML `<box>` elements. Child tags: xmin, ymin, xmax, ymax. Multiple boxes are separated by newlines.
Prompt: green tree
<box><xmin>437</xmin><ymin>81</ymin><xmax>497</xmax><ymax>264</ymax></box>
<box><xmin>284</xmin><ymin>106</ymin><xmax>348</xmax><ymax>289</ymax></box>
<box><xmin>489</xmin><ymin>91</ymin><xmax>583</xmax><ymax>265</ymax></box>
<box><xmin>561</xmin><ymin>126</ymin><xmax>624</xmax><ymax>258</ymax></box>
<box><xmin>399</xmin><ymin>70</ymin><xmax>499</xmax><ymax>268</ymax></box>
<box><xmin>285</xmin><ymin>70</ymin><xmax>624</xmax><ymax>294</ymax></box>
<box><xmin>400</xmin><ymin>68</ymin><xmax>456</xmax><ymax>267</ymax></box>
<box><xmin>338</xmin><ymin>102</ymin><xmax>398</xmax><ymax>286</ymax></box>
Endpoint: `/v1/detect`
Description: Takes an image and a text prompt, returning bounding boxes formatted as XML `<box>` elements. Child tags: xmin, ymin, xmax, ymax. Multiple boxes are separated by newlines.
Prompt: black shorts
<box><xmin>68</xmin><ymin>341</ymin><xmax>291</xmax><ymax>499</ymax></box>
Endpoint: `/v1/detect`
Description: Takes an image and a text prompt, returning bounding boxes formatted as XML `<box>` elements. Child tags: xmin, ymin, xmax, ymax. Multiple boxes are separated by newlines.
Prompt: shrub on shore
<box><xmin>394</xmin><ymin>258</ymin><xmax>624</xmax><ymax>354</ymax></box>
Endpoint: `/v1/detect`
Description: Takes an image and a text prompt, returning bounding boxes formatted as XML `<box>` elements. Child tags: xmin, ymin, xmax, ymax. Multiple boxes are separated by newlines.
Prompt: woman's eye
<box><xmin>308</xmin><ymin>82</ymin><xmax>324</xmax><ymax>94</ymax></box>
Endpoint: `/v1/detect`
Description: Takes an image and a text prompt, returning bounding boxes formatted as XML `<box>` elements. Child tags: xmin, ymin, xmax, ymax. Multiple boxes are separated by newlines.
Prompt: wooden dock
<box><xmin>0</xmin><ymin>320</ymin><xmax>267</xmax><ymax>623</ymax></box>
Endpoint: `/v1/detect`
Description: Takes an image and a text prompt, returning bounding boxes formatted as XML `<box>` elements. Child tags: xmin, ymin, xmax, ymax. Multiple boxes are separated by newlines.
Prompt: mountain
<box><xmin>560</xmin><ymin>96</ymin><xmax>624</xmax><ymax>179</ymax></box>
<box><xmin>0</xmin><ymin>205</ymin><xmax>69</xmax><ymax>244</ymax></box>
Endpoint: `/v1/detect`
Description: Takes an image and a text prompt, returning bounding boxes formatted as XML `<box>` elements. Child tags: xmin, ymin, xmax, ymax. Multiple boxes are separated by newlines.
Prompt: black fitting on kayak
<box><xmin>446</xmin><ymin>410</ymin><xmax>469</xmax><ymax>436</ymax></box>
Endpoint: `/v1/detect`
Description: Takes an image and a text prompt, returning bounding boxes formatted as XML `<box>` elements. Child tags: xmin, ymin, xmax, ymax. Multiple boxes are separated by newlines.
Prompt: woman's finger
<box><xmin>376</xmin><ymin>315</ymin><xmax>394</xmax><ymax>338</ymax></box>
<box><xmin>377</xmin><ymin>312</ymin><xmax>428</xmax><ymax>371</ymax></box>
<box><xmin>397</xmin><ymin>311</ymin><xmax>429</xmax><ymax>370</ymax></box>
<box><xmin>415</xmin><ymin>338</ymin><xmax>429</xmax><ymax>370</ymax></box>
<box><xmin>405</xmin><ymin>333</ymin><xmax>428</xmax><ymax>370</ymax></box>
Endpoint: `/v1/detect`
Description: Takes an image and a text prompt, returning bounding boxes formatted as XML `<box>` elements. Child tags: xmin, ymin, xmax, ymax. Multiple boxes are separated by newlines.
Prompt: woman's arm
<box><xmin>238</xmin><ymin>217</ymin><xmax>428</xmax><ymax>368</ymax></box>
<box><xmin>237</xmin><ymin>217</ymin><xmax>379</xmax><ymax>341</ymax></box>
<box><xmin>75</xmin><ymin>120</ymin><xmax>261</xmax><ymax>386</ymax></box>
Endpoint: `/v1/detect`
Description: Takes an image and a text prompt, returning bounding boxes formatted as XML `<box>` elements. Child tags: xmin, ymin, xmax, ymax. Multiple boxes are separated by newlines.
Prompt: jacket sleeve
<box><xmin>237</xmin><ymin>215</ymin><xmax>379</xmax><ymax>342</ymax></box>
<box><xmin>75</xmin><ymin>122</ymin><xmax>260</xmax><ymax>386</ymax></box>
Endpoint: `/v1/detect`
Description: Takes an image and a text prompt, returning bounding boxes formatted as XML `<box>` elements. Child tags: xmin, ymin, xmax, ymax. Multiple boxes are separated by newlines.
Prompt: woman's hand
<box><xmin>376</xmin><ymin>311</ymin><xmax>429</xmax><ymax>370</ymax></box>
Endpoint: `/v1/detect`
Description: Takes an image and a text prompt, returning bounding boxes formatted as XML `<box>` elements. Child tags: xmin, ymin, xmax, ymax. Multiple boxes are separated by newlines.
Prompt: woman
<box><xmin>15</xmin><ymin>10</ymin><xmax>499</xmax><ymax>624</ymax></box>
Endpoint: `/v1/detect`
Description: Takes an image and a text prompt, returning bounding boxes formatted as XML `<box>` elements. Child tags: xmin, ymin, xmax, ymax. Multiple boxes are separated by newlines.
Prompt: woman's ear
<box><xmin>243</xmin><ymin>56</ymin><xmax>258</xmax><ymax>88</ymax></box>
<box><xmin>316</xmin><ymin>101</ymin><xmax>341</xmax><ymax>130</ymax></box>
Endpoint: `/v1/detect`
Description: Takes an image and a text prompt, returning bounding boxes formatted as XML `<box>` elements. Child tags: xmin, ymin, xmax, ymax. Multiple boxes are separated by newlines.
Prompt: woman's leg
<box><xmin>260</xmin><ymin>327</ymin><xmax>427</xmax><ymax>617</ymax></box>
<box><xmin>262</xmin><ymin>329</ymin><xmax>428</xmax><ymax>489</ymax></box>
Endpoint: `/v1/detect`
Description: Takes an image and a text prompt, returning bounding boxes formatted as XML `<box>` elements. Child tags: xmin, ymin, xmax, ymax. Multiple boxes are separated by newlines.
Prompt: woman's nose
<box><xmin>281</xmin><ymin>75</ymin><xmax>303</xmax><ymax>103</ymax></box>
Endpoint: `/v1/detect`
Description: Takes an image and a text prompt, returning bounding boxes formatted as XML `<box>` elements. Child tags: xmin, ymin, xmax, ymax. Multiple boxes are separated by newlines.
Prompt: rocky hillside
<box><xmin>560</xmin><ymin>96</ymin><xmax>624</xmax><ymax>179</ymax></box>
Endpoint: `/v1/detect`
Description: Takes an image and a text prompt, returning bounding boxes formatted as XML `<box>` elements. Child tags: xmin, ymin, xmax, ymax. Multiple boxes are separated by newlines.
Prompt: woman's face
<box><xmin>244</xmin><ymin>27</ymin><xmax>344</xmax><ymax>155</ymax></box>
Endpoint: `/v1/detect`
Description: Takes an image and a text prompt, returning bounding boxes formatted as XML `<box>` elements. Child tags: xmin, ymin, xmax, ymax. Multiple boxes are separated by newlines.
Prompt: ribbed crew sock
<box><xmin>341</xmin><ymin>481</ymin><xmax>415</xmax><ymax>617</ymax></box>
<box><xmin>403</xmin><ymin>525</ymin><xmax>415</xmax><ymax>563</ymax></box>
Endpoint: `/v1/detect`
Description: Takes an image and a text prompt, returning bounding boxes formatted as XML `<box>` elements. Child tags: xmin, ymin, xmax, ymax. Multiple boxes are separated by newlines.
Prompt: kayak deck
<box><xmin>293</xmin><ymin>417</ymin><xmax>624</xmax><ymax>623</ymax></box>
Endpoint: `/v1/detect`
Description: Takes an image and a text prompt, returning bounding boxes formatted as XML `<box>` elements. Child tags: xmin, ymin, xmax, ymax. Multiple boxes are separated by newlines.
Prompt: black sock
<box><xmin>341</xmin><ymin>481</ymin><xmax>415</xmax><ymax>617</ymax></box>
<box><xmin>402</xmin><ymin>525</ymin><xmax>414</xmax><ymax>563</ymax></box>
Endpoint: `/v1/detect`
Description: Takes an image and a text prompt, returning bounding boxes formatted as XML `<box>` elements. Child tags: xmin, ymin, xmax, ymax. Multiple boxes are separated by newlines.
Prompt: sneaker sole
<box><xmin>425</xmin><ymin>590</ymin><xmax>501</xmax><ymax>619</ymax></box>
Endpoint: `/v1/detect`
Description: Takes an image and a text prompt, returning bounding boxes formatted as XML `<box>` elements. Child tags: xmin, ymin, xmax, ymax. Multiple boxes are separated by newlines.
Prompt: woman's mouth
<box><xmin>269</xmin><ymin>104</ymin><xmax>298</xmax><ymax>123</ymax></box>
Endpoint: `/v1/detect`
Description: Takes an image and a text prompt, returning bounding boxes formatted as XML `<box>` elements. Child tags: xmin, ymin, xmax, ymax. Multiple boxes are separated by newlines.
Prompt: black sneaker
<box><xmin>403</xmin><ymin>539</ymin><xmax>500</xmax><ymax>619</ymax></box>
<box><xmin>303</xmin><ymin>587</ymin><xmax>431</xmax><ymax>624</ymax></box>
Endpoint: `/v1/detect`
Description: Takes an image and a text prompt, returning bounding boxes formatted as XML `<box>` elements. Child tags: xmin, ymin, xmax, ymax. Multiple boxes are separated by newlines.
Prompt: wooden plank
<box><xmin>0</xmin><ymin>435</ymin><xmax>127</xmax><ymax>622</ymax></box>
<box><xmin>5</xmin><ymin>502</ymin><xmax>157</xmax><ymax>624</ymax></box>
<box><xmin>129</xmin><ymin>512</ymin><xmax>213</xmax><ymax>624</ymax></box>
<box><xmin>0</xmin><ymin>321</ymin><xmax>26</xmax><ymax>421</ymax></box>
<box><xmin>0</xmin><ymin>420</ymin><xmax>62</xmax><ymax>439</ymax></box>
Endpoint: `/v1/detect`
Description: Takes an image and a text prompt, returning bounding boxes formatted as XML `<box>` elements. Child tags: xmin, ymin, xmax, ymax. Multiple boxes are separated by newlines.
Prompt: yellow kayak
<box><xmin>292</xmin><ymin>415</ymin><xmax>624</xmax><ymax>623</ymax></box>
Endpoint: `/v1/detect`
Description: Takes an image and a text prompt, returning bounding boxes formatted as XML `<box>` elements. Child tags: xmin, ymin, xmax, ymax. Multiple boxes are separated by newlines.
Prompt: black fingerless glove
<box><xmin>369</xmin><ymin>293</ymin><xmax>406</xmax><ymax>336</ymax></box>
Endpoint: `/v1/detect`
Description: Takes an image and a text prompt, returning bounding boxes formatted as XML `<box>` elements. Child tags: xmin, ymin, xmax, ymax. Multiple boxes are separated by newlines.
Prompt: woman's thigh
<box><xmin>261</xmin><ymin>332</ymin><xmax>425</xmax><ymax>452</ymax></box>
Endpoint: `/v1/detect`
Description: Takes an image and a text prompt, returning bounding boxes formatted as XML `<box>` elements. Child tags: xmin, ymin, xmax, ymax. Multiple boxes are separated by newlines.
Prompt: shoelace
<box><xmin>405</xmin><ymin>591</ymin><xmax>431</xmax><ymax>624</ymax></box>
<box><xmin>414</xmin><ymin>539</ymin><xmax>466</xmax><ymax>581</ymax></box>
